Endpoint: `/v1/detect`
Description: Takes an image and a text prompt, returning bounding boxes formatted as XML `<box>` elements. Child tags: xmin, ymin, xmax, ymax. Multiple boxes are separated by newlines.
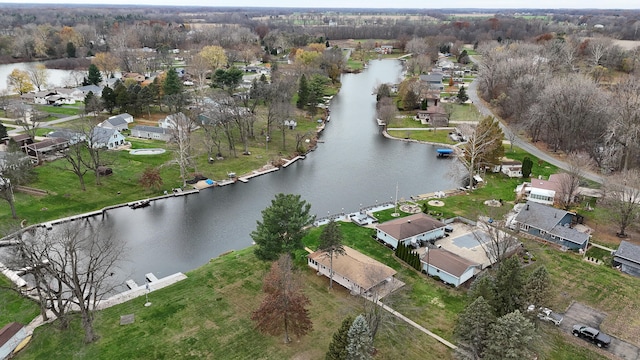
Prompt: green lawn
<box><xmin>16</xmin><ymin>228</ymin><xmax>458</xmax><ymax>360</ymax></box>
<box><xmin>34</xmin><ymin>105</ymin><xmax>81</xmax><ymax>116</ymax></box>
<box><xmin>12</xmin><ymin>220</ymin><xmax>618</xmax><ymax>360</ymax></box>
<box><xmin>0</xmin><ymin>276</ymin><xmax>40</xmax><ymax>327</ymax></box>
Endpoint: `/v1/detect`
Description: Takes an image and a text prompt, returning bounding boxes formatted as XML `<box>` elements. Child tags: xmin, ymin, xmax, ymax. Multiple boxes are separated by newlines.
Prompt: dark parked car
<box><xmin>572</xmin><ymin>324</ymin><xmax>611</xmax><ymax>348</ymax></box>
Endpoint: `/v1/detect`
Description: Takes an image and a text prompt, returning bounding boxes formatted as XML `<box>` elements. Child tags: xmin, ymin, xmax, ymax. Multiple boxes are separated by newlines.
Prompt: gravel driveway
<box><xmin>561</xmin><ymin>302</ymin><xmax>640</xmax><ymax>359</ymax></box>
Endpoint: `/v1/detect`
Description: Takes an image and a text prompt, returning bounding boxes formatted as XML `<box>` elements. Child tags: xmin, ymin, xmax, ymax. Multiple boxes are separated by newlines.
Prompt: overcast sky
<box><xmin>0</xmin><ymin>0</ymin><xmax>637</xmax><ymax>9</ymax></box>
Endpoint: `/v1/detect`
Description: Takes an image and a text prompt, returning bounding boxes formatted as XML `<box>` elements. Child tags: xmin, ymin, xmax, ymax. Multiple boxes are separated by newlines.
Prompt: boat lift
<box><xmin>436</xmin><ymin>148</ymin><xmax>454</xmax><ymax>158</ymax></box>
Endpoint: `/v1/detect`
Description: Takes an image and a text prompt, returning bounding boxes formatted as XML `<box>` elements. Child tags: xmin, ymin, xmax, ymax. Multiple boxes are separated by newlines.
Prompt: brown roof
<box><xmin>0</xmin><ymin>322</ymin><xmax>23</xmax><ymax>347</ymax></box>
<box><xmin>26</xmin><ymin>137</ymin><xmax>68</xmax><ymax>151</ymax></box>
<box><xmin>530</xmin><ymin>178</ymin><xmax>559</xmax><ymax>192</ymax></box>
<box><xmin>10</xmin><ymin>134</ymin><xmax>32</xmax><ymax>142</ymax></box>
<box><xmin>422</xmin><ymin>249</ymin><xmax>478</xmax><ymax>277</ymax></box>
<box><xmin>376</xmin><ymin>213</ymin><xmax>446</xmax><ymax>241</ymax></box>
<box><xmin>308</xmin><ymin>246</ymin><xmax>396</xmax><ymax>291</ymax></box>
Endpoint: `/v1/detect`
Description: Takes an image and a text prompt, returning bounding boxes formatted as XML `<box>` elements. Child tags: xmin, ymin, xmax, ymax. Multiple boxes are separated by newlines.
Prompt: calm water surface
<box><xmin>56</xmin><ymin>60</ymin><xmax>463</xmax><ymax>284</ymax></box>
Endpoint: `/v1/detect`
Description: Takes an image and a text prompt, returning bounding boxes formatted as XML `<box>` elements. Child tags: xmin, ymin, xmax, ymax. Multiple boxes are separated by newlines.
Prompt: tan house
<box><xmin>308</xmin><ymin>246</ymin><xmax>396</xmax><ymax>295</ymax></box>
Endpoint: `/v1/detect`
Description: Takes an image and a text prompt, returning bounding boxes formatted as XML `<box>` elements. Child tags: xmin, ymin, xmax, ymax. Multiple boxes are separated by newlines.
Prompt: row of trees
<box><xmin>476</xmin><ymin>39</ymin><xmax>640</xmax><ymax>171</ymax></box>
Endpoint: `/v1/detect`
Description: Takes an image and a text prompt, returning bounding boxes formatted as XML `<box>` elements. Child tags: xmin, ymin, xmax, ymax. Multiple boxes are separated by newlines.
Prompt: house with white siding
<box><xmin>375</xmin><ymin>213</ymin><xmax>446</xmax><ymax>249</ymax></box>
<box><xmin>131</xmin><ymin>125</ymin><xmax>172</xmax><ymax>141</ymax></box>
<box><xmin>421</xmin><ymin>248</ymin><xmax>480</xmax><ymax>287</ymax></box>
<box><xmin>89</xmin><ymin>128</ymin><xmax>125</xmax><ymax>149</ymax></box>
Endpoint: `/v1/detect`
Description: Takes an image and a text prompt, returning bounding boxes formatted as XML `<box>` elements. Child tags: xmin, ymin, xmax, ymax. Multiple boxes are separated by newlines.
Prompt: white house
<box><xmin>90</xmin><ymin>128</ymin><xmax>125</xmax><ymax>149</ymax></box>
<box><xmin>307</xmin><ymin>246</ymin><xmax>397</xmax><ymax>295</ymax></box>
<box><xmin>131</xmin><ymin>125</ymin><xmax>172</xmax><ymax>141</ymax></box>
<box><xmin>159</xmin><ymin>112</ymin><xmax>198</xmax><ymax>131</ymax></box>
<box><xmin>375</xmin><ymin>213</ymin><xmax>446</xmax><ymax>249</ymax></box>
<box><xmin>515</xmin><ymin>173</ymin><xmax>578</xmax><ymax>206</ymax></box>
<box><xmin>500</xmin><ymin>160</ymin><xmax>523</xmax><ymax>178</ymax></box>
<box><xmin>421</xmin><ymin>248</ymin><xmax>480</xmax><ymax>287</ymax></box>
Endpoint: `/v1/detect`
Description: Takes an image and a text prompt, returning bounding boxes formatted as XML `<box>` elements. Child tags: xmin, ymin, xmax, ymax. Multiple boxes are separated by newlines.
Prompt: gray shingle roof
<box><xmin>91</xmin><ymin>127</ymin><xmax>119</xmax><ymax>144</ymax></box>
<box><xmin>132</xmin><ymin>125</ymin><xmax>169</xmax><ymax>134</ymax></box>
<box><xmin>104</xmin><ymin>117</ymin><xmax>128</xmax><ymax>127</ymax></box>
<box><xmin>615</xmin><ymin>241</ymin><xmax>640</xmax><ymax>264</ymax></box>
<box><xmin>515</xmin><ymin>201</ymin><xmax>569</xmax><ymax>231</ymax></box>
<box><xmin>376</xmin><ymin>213</ymin><xmax>445</xmax><ymax>241</ymax></box>
<box><xmin>515</xmin><ymin>201</ymin><xmax>588</xmax><ymax>245</ymax></box>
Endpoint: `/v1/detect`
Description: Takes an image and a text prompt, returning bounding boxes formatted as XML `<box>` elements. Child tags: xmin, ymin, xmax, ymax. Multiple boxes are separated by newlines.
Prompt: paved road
<box><xmin>4</xmin><ymin>114</ymin><xmax>82</xmax><ymax>136</ymax></box>
<box><xmin>466</xmin><ymin>61</ymin><xmax>604</xmax><ymax>184</ymax></box>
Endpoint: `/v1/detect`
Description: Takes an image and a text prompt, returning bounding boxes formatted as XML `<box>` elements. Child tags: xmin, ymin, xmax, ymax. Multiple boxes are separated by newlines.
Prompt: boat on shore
<box><xmin>129</xmin><ymin>199</ymin><xmax>151</xmax><ymax>209</ymax></box>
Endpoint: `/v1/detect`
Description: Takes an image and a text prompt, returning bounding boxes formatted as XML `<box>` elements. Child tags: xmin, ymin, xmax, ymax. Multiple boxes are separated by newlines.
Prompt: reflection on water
<box><xmin>20</xmin><ymin>60</ymin><xmax>464</xmax><ymax>285</ymax></box>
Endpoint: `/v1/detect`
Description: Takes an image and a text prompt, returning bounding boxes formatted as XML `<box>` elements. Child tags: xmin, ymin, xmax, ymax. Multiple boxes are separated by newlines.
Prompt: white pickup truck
<box><xmin>527</xmin><ymin>305</ymin><xmax>563</xmax><ymax>326</ymax></box>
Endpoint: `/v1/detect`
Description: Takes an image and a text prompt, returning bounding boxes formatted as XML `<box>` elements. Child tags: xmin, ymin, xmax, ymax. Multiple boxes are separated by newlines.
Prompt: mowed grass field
<box><xmin>14</xmin><ymin>219</ymin><xmax>628</xmax><ymax>360</ymax></box>
<box><xmin>17</xmin><ymin>224</ymin><xmax>458</xmax><ymax>360</ymax></box>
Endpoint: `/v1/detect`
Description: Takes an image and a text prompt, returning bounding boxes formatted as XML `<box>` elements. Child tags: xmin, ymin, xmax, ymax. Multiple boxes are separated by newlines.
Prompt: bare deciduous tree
<box><xmin>168</xmin><ymin>112</ymin><xmax>196</xmax><ymax>187</ymax></box>
<box><xmin>6</xmin><ymin>221</ymin><xmax>125</xmax><ymax>343</ymax></box>
<box><xmin>474</xmin><ymin>219</ymin><xmax>521</xmax><ymax>267</ymax></box>
<box><xmin>605</xmin><ymin>75</ymin><xmax>640</xmax><ymax>171</ymax></box>
<box><xmin>555</xmin><ymin>152</ymin><xmax>593</xmax><ymax>209</ymax></box>
<box><xmin>602</xmin><ymin>169</ymin><xmax>640</xmax><ymax>237</ymax></box>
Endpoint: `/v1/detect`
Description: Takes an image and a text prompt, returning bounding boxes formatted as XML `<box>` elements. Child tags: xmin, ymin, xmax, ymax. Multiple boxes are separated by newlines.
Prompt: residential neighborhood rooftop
<box><xmin>308</xmin><ymin>245</ymin><xmax>396</xmax><ymax>292</ymax></box>
<box><xmin>376</xmin><ymin>213</ymin><xmax>446</xmax><ymax>241</ymax></box>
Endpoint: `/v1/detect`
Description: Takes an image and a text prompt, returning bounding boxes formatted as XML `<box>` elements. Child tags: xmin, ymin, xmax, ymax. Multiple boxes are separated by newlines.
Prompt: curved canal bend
<box><xmin>74</xmin><ymin>60</ymin><xmax>463</xmax><ymax>284</ymax></box>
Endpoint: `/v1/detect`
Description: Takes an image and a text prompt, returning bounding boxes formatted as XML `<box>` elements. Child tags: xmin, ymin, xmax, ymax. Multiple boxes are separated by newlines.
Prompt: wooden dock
<box><xmin>282</xmin><ymin>155</ymin><xmax>306</xmax><ymax>168</ymax></box>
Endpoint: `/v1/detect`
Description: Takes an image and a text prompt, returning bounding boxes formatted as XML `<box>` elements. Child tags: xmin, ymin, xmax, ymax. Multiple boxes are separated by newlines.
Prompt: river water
<box><xmin>44</xmin><ymin>59</ymin><xmax>463</xmax><ymax>284</ymax></box>
<box><xmin>0</xmin><ymin>62</ymin><xmax>83</xmax><ymax>93</ymax></box>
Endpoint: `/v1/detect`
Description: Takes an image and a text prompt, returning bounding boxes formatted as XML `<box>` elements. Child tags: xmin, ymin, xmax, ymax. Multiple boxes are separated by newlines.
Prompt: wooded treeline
<box><xmin>1</xmin><ymin>6</ymin><xmax>639</xmax><ymax>65</ymax></box>
<box><xmin>476</xmin><ymin>38</ymin><xmax>640</xmax><ymax>172</ymax></box>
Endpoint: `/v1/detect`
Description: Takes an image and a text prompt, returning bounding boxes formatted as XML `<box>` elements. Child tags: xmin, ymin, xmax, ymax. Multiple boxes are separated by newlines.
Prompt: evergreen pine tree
<box><xmin>87</xmin><ymin>64</ymin><xmax>102</xmax><ymax>86</ymax></box>
<box><xmin>524</xmin><ymin>266</ymin><xmax>551</xmax><ymax>307</ymax></box>
<box><xmin>522</xmin><ymin>156</ymin><xmax>533</xmax><ymax>178</ymax></box>
<box><xmin>454</xmin><ymin>296</ymin><xmax>496</xmax><ymax>359</ymax></box>
<box><xmin>163</xmin><ymin>67</ymin><xmax>183</xmax><ymax>96</ymax></box>
<box><xmin>346</xmin><ymin>315</ymin><xmax>373</xmax><ymax>360</ymax></box>
<box><xmin>297</xmin><ymin>74</ymin><xmax>309</xmax><ymax>109</ymax></box>
<box><xmin>326</xmin><ymin>315</ymin><xmax>354</xmax><ymax>360</ymax></box>
<box><xmin>318</xmin><ymin>219</ymin><xmax>346</xmax><ymax>289</ymax></box>
<box><xmin>483</xmin><ymin>310</ymin><xmax>538</xmax><ymax>360</ymax></box>
<box><xmin>457</xmin><ymin>86</ymin><xmax>469</xmax><ymax>103</ymax></box>
<box><xmin>493</xmin><ymin>257</ymin><xmax>525</xmax><ymax>317</ymax></box>
<box><xmin>66</xmin><ymin>42</ymin><xmax>76</xmax><ymax>58</ymax></box>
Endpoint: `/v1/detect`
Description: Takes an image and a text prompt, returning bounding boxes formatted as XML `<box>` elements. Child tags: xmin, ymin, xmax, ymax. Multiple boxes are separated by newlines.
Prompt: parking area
<box><xmin>561</xmin><ymin>302</ymin><xmax>640</xmax><ymax>359</ymax></box>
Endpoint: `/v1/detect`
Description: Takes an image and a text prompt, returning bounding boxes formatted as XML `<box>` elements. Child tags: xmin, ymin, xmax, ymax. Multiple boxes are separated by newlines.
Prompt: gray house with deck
<box><xmin>514</xmin><ymin>201</ymin><xmax>589</xmax><ymax>250</ymax></box>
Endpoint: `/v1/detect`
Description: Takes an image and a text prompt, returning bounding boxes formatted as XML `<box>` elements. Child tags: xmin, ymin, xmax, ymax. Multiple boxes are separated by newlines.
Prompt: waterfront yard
<box><xmin>11</xmin><ymin>220</ymin><xmax>618</xmax><ymax>360</ymax></box>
